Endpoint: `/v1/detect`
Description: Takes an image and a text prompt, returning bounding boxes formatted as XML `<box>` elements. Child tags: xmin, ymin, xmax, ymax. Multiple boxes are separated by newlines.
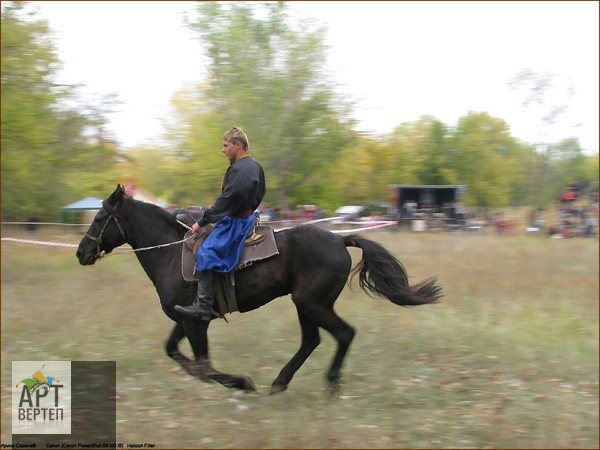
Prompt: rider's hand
<box><xmin>192</xmin><ymin>222</ymin><xmax>200</xmax><ymax>234</ymax></box>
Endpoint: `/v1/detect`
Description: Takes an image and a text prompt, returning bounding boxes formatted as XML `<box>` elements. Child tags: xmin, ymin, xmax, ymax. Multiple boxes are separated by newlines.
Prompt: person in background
<box><xmin>26</xmin><ymin>214</ymin><xmax>39</xmax><ymax>235</ymax></box>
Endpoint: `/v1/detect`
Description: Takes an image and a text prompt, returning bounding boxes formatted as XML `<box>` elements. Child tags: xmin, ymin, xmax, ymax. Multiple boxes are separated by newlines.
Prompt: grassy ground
<box><xmin>1</xmin><ymin>227</ymin><xmax>598</xmax><ymax>448</ymax></box>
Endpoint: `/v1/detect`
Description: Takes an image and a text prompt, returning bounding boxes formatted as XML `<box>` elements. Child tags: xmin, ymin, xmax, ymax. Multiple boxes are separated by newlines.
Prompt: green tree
<box><xmin>386</xmin><ymin>116</ymin><xmax>442</xmax><ymax>185</ymax></box>
<box><xmin>150</xmin><ymin>83</ymin><xmax>227</xmax><ymax>206</ymax></box>
<box><xmin>185</xmin><ymin>1</ymin><xmax>357</xmax><ymax>208</ymax></box>
<box><xmin>450</xmin><ymin>112</ymin><xmax>528</xmax><ymax>208</ymax></box>
<box><xmin>1</xmin><ymin>2</ymin><xmax>116</xmax><ymax>220</ymax></box>
<box><xmin>2</xmin><ymin>1</ymin><xmax>62</xmax><ymax>219</ymax></box>
<box><xmin>331</xmin><ymin>137</ymin><xmax>395</xmax><ymax>207</ymax></box>
<box><xmin>414</xmin><ymin>118</ymin><xmax>456</xmax><ymax>185</ymax></box>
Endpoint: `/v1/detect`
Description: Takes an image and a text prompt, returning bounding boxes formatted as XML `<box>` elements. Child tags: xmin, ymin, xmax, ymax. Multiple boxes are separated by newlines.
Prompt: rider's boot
<box><xmin>174</xmin><ymin>270</ymin><xmax>215</xmax><ymax>322</ymax></box>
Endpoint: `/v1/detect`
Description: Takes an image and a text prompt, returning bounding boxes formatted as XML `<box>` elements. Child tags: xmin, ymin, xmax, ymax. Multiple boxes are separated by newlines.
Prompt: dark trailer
<box><xmin>389</xmin><ymin>184</ymin><xmax>467</xmax><ymax>228</ymax></box>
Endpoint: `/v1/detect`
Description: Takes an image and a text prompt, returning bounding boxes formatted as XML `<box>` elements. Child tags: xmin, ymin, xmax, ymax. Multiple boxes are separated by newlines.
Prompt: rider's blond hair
<box><xmin>223</xmin><ymin>127</ymin><xmax>250</xmax><ymax>151</ymax></box>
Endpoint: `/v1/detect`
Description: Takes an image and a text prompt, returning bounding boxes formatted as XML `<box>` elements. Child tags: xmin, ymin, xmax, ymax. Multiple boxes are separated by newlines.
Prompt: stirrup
<box><xmin>174</xmin><ymin>304</ymin><xmax>212</xmax><ymax>322</ymax></box>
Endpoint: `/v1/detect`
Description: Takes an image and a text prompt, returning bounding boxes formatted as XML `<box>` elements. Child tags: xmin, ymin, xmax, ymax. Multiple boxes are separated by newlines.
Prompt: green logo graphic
<box><xmin>16</xmin><ymin>364</ymin><xmax>61</xmax><ymax>394</ymax></box>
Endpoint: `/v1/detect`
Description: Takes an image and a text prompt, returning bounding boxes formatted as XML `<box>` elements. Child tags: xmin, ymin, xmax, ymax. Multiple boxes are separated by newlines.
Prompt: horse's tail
<box><xmin>344</xmin><ymin>234</ymin><xmax>442</xmax><ymax>306</ymax></box>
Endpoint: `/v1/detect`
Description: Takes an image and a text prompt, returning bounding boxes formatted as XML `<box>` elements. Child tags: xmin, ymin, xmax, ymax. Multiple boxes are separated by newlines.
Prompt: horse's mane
<box><xmin>123</xmin><ymin>194</ymin><xmax>180</xmax><ymax>228</ymax></box>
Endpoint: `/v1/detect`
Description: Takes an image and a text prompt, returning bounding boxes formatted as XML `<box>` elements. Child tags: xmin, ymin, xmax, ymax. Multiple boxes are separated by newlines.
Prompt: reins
<box><xmin>99</xmin><ymin>219</ymin><xmax>194</xmax><ymax>258</ymax></box>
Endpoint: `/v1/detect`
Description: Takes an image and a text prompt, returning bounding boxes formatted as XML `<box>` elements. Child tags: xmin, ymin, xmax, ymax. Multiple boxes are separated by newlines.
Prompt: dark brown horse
<box><xmin>76</xmin><ymin>185</ymin><xmax>442</xmax><ymax>394</ymax></box>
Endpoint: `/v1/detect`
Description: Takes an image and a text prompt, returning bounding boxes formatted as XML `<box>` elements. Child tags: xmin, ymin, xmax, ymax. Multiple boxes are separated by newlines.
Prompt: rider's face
<box><xmin>222</xmin><ymin>139</ymin><xmax>244</xmax><ymax>164</ymax></box>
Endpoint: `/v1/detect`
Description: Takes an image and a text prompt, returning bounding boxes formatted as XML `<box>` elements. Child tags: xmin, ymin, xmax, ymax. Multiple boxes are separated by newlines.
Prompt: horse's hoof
<box><xmin>326</xmin><ymin>380</ymin><xmax>341</xmax><ymax>397</ymax></box>
<box><xmin>241</xmin><ymin>376</ymin><xmax>258</xmax><ymax>393</ymax></box>
<box><xmin>268</xmin><ymin>383</ymin><xmax>288</xmax><ymax>395</ymax></box>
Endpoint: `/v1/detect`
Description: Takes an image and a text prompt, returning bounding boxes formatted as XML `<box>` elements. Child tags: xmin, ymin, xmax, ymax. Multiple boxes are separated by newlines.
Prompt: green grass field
<box><xmin>2</xmin><ymin>228</ymin><xmax>598</xmax><ymax>448</ymax></box>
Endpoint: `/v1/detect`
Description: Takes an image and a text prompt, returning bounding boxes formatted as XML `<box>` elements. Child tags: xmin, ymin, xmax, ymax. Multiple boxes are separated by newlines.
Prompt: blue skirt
<box><xmin>196</xmin><ymin>215</ymin><xmax>255</xmax><ymax>273</ymax></box>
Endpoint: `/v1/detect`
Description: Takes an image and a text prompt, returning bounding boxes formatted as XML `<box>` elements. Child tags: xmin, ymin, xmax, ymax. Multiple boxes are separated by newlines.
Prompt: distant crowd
<box><xmin>545</xmin><ymin>202</ymin><xmax>598</xmax><ymax>238</ymax></box>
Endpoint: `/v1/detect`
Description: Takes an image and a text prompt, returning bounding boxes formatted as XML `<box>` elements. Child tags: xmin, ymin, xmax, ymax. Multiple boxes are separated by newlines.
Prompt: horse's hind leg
<box><xmin>292</xmin><ymin>284</ymin><xmax>356</xmax><ymax>394</ymax></box>
<box><xmin>272</xmin><ymin>278</ymin><xmax>356</xmax><ymax>395</ymax></box>
<box><xmin>269</xmin><ymin>311</ymin><xmax>321</xmax><ymax>395</ymax></box>
<box><xmin>313</xmin><ymin>309</ymin><xmax>356</xmax><ymax>394</ymax></box>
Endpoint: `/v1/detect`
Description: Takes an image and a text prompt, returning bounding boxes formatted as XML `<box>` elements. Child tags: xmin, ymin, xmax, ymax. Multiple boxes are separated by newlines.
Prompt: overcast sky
<box><xmin>33</xmin><ymin>1</ymin><xmax>599</xmax><ymax>152</ymax></box>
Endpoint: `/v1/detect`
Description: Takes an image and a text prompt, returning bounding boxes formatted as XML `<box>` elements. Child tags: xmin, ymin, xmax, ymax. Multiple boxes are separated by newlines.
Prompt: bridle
<box><xmin>82</xmin><ymin>198</ymin><xmax>195</xmax><ymax>259</ymax></box>
<box><xmin>84</xmin><ymin>201</ymin><xmax>127</xmax><ymax>259</ymax></box>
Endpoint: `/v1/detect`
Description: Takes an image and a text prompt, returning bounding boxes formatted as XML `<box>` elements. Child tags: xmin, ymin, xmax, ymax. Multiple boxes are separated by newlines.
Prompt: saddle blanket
<box><xmin>181</xmin><ymin>225</ymin><xmax>279</xmax><ymax>315</ymax></box>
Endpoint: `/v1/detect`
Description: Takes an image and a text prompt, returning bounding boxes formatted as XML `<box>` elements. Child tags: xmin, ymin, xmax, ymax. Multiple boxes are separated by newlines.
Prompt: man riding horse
<box><xmin>175</xmin><ymin>127</ymin><xmax>266</xmax><ymax>322</ymax></box>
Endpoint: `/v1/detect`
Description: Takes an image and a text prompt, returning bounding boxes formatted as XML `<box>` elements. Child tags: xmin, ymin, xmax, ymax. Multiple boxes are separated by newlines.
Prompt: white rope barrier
<box><xmin>2</xmin><ymin>222</ymin><xmax>89</xmax><ymax>226</ymax></box>
<box><xmin>1</xmin><ymin>237</ymin><xmax>79</xmax><ymax>248</ymax></box>
<box><xmin>302</xmin><ymin>216</ymin><xmax>397</xmax><ymax>234</ymax></box>
<box><xmin>327</xmin><ymin>221</ymin><xmax>397</xmax><ymax>234</ymax></box>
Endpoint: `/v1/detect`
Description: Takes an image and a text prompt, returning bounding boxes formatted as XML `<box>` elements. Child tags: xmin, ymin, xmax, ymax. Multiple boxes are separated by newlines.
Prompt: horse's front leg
<box><xmin>166</xmin><ymin>322</ymin><xmax>202</xmax><ymax>377</ymax></box>
<box><xmin>181</xmin><ymin>320</ymin><xmax>257</xmax><ymax>392</ymax></box>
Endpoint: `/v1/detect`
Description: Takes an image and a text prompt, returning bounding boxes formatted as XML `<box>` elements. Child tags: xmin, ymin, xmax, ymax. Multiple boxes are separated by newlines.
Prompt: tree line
<box><xmin>2</xmin><ymin>2</ymin><xmax>597</xmax><ymax>221</ymax></box>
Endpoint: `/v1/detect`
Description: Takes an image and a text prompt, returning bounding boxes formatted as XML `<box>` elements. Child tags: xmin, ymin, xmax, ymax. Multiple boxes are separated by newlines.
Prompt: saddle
<box><xmin>179</xmin><ymin>213</ymin><xmax>279</xmax><ymax>317</ymax></box>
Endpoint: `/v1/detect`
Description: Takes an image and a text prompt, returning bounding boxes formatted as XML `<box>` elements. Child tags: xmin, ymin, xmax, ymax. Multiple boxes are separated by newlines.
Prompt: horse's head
<box><xmin>76</xmin><ymin>184</ymin><xmax>129</xmax><ymax>265</ymax></box>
